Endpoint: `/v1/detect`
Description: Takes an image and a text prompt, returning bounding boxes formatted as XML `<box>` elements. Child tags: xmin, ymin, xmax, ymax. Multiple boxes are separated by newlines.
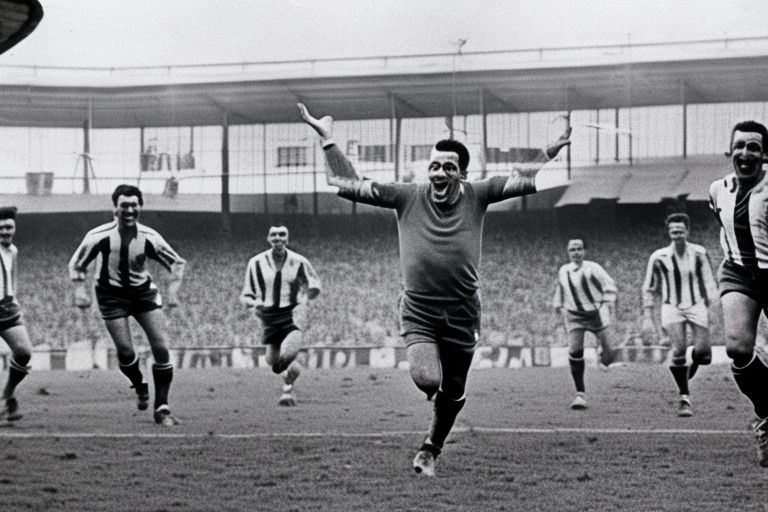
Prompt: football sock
<box><xmin>669</xmin><ymin>364</ymin><xmax>689</xmax><ymax>396</ymax></box>
<box><xmin>732</xmin><ymin>353</ymin><xmax>768</xmax><ymax>419</ymax></box>
<box><xmin>152</xmin><ymin>362</ymin><xmax>174</xmax><ymax>409</ymax></box>
<box><xmin>569</xmin><ymin>355</ymin><xmax>586</xmax><ymax>393</ymax></box>
<box><xmin>118</xmin><ymin>354</ymin><xmax>144</xmax><ymax>388</ymax></box>
<box><xmin>3</xmin><ymin>357</ymin><xmax>30</xmax><ymax>399</ymax></box>
<box><xmin>427</xmin><ymin>391</ymin><xmax>466</xmax><ymax>450</ymax></box>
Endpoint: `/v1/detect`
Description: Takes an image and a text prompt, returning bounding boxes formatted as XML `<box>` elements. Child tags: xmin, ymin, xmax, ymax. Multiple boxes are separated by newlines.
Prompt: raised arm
<box><xmin>502</xmin><ymin>127</ymin><xmax>572</xmax><ymax>196</ymax></box>
<box><xmin>298</xmin><ymin>103</ymin><xmax>360</xmax><ymax>186</ymax></box>
<box><xmin>298</xmin><ymin>103</ymin><xmax>404</xmax><ymax>207</ymax></box>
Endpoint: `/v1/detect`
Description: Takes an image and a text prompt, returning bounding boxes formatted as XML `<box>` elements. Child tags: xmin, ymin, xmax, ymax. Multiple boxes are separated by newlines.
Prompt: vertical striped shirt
<box><xmin>709</xmin><ymin>171</ymin><xmax>768</xmax><ymax>269</ymax></box>
<box><xmin>641</xmin><ymin>242</ymin><xmax>717</xmax><ymax>309</ymax></box>
<box><xmin>0</xmin><ymin>243</ymin><xmax>18</xmax><ymax>304</ymax></box>
<box><xmin>553</xmin><ymin>260</ymin><xmax>617</xmax><ymax>313</ymax></box>
<box><xmin>240</xmin><ymin>249</ymin><xmax>321</xmax><ymax>311</ymax></box>
<box><xmin>68</xmin><ymin>221</ymin><xmax>185</xmax><ymax>289</ymax></box>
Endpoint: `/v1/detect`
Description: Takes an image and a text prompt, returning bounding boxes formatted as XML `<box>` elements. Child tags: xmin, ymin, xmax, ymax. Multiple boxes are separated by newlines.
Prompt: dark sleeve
<box><xmin>473</xmin><ymin>175</ymin><xmax>536</xmax><ymax>205</ymax></box>
<box><xmin>337</xmin><ymin>180</ymin><xmax>412</xmax><ymax>209</ymax></box>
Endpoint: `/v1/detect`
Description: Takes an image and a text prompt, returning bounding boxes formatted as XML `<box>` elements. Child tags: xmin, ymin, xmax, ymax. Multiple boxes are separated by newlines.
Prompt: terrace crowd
<box><xmin>11</xmin><ymin>209</ymin><xmax>730</xmax><ymax>350</ymax></box>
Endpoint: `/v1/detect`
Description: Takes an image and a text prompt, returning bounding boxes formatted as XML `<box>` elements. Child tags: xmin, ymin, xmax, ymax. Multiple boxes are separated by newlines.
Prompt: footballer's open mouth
<box><xmin>735</xmin><ymin>157</ymin><xmax>759</xmax><ymax>175</ymax></box>
<box><xmin>430</xmin><ymin>178</ymin><xmax>449</xmax><ymax>193</ymax></box>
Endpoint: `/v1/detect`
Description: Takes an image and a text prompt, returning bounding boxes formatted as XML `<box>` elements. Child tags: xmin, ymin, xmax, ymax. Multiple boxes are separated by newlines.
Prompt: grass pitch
<box><xmin>2</xmin><ymin>363</ymin><xmax>767</xmax><ymax>511</ymax></box>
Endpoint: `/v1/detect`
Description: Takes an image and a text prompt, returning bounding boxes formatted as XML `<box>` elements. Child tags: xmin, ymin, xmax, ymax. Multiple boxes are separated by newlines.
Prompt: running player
<box><xmin>553</xmin><ymin>239</ymin><xmax>617</xmax><ymax>410</ymax></box>
<box><xmin>240</xmin><ymin>224</ymin><xmax>321</xmax><ymax>406</ymax></box>
<box><xmin>299</xmin><ymin>102</ymin><xmax>571</xmax><ymax>476</ymax></box>
<box><xmin>68</xmin><ymin>184</ymin><xmax>186</xmax><ymax>427</ymax></box>
<box><xmin>641</xmin><ymin>213</ymin><xmax>718</xmax><ymax>417</ymax></box>
<box><xmin>709</xmin><ymin>120</ymin><xmax>768</xmax><ymax>467</ymax></box>
<box><xmin>0</xmin><ymin>207</ymin><xmax>32</xmax><ymax>422</ymax></box>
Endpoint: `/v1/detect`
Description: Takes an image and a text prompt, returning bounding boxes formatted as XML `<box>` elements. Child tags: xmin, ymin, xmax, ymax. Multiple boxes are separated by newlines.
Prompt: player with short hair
<box><xmin>299</xmin><ymin>103</ymin><xmax>571</xmax><ymax>476</ymax></box>
<box><xmin>641</xmin><ymin>213</ymin><xmax>718</xmax><ymax>417</ymax></box>
<box><xmin>0</xmin><ymin>206</ymin><xmax>33</xmax><ymax>422</ymax></box>
<box><xmin>553</xmin><ymin>239</ymin><xmax>617</xmax><ymax>410</ymax></box>
<box><xmin>709</xmin><ymin>120</ymin><xmax>768</xmax><ymax>467</ymax></box>
<box><xmin>240</xmin><ymin>224</ymin><xmax>321</xmax><ymax>406</ymax></box>
<box><xmin>68</xmin><ymin>184</ymin><xmax>186</xmax><ymax>427</ymax></box>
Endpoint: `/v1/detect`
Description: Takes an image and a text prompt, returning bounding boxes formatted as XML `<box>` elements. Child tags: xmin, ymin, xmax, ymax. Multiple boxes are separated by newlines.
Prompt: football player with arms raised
<box><xmin>299</xmin><ymin>102</ymin><xmax>570</xmax><ymax>476</ymax></box>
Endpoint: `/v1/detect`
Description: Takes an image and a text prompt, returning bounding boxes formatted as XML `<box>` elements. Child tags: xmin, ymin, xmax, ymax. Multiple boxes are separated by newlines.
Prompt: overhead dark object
<box><xmin>0</xmin><ymin>0</ymin><xmax>43</xmax><ymax>55</ymax></box>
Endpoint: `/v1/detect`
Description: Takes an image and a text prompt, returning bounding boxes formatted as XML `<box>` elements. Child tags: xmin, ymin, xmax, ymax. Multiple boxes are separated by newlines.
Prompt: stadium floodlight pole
<box><xmin>448</xmin><ymin>38</ymin><xmax>467</xmax><ymax>140</ymax></box>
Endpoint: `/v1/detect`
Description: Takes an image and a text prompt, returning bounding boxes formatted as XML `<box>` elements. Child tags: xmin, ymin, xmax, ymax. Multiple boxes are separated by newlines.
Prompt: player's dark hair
<box><xmin>268</xmin><ymin>222</ymin><xmax>289</xmax><ymax>234</ymax></box>
<box><xmin>0</xmin><ymin>206</ymin><xmax>18</xmax><ymax>220</ymax></box>
<box><xmin>665</xmin><ymin>212</ymin><xmax>690</xmax><ymax>229</ymax></box>
<box><xmin>112</xmin><ymin>184</ymin><xmax>143</xmax><ymax>206</ymax></box>
<box><xmin>434</xmin><ymin>139</ymin><xmax>470</xmax><ymax>176</ymax></box>
<box><xmin>727</xmin><ymin>120</ymin><xmax>768</xmax><ymax>155</ymax></box>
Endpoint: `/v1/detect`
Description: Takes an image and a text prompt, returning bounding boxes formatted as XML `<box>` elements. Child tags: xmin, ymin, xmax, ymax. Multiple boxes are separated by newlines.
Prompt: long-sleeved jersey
<box><xmin>68</xmin><ymin>221</ymin><xmax>185</xmax><ymax>289</ymax></box>
<box><xmin>553</xmin><ymin>260</ymin><xmax>617</xmax><ymax>313</ymax></box>
<box><xmin>324</xmin><ymin>143</ymin><xmax>546</xmax><ymax>301</ymax></box>
<box><xmin>240</xmin><ymin>249</ymin><xmax>321</xmax><ymax>311</ymax></box>
<box><xmin>642</xmin><ymin>242</ymin><xmax>717</xmax><ymax>309</ymax></box>
<box><xmin>709</xmin><ymin>171</ymin><xmax>768</xmax><ymax>269</ymax></box>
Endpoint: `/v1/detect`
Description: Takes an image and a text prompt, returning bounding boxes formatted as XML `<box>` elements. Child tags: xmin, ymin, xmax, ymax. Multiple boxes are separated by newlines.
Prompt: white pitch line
<box><xmin>0</xmin><ymin>427</ymin><xmax>752</xmax><ymax>438</ymax></box>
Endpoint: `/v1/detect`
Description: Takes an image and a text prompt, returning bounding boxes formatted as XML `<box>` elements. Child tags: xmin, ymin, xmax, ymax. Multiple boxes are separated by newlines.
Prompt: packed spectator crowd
<box><xmin>13</xmin><ymin>209</ymin><xmax>727</xmax><ymax>350</ymax></box>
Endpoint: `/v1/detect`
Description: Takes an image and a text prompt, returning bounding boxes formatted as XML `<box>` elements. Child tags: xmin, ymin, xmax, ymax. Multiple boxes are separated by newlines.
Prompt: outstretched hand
<box><xmin>297</xmin><ymin>103</ymin><xmax>334</xmax><ymax>141</ymax></box>
<box><xmin>545</xmin><ymin>126</ymin><xmax>572</xmax><ymax>159</ymax></box>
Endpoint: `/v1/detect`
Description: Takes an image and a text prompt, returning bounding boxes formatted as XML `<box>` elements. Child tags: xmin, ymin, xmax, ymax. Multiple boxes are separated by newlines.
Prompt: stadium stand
<box><xmin>5</xmin><ymin>207</ymin><xmax>724</xmax><ymax>353</ymax></box>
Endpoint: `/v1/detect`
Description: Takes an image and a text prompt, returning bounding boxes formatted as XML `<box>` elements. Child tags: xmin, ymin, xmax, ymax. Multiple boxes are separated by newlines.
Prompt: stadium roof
<box><xmin>554</xmin><ymin>155</ymin><xmax>727</xmax><ymax>206</ymax></box>
<box><xmin>3</xmin><ymin>37</ymin><xmax>768</xmax><ymax>128</ymax></box>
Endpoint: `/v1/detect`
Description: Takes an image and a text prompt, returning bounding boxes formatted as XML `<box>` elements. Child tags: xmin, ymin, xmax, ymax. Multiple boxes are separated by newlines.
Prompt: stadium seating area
<box><xmin>12</xmin><ymin>208</ymin><xmax>725</xmax><ymax>349</ymax></box>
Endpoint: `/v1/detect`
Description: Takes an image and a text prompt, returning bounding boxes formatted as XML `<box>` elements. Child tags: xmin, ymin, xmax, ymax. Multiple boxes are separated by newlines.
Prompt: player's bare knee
<box><xmin>410</xmin><ymin>367</ymin><xmax>440</xmax><ymax>397</ymax></box>
<box><xmin>725</xmin><ymin>340</ymin><xmax>754</xmax><ymax>363</ymax></box>
<box><xmin>12</xmin><ymin>348</ymin><xmax>31</xmax><ymax>367</ymax></box>
<box><xmin>116</xmin><ymin>349</ymin><xmax>137</xmax><ymax>365</ymax></box>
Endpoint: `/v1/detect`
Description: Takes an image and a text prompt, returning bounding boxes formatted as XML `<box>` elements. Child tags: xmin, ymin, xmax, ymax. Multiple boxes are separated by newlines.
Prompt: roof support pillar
<box><xmin>221</xmin><ymin>110</ymin><xmax>231</xmax><ymax>233</ymax></box>
<box><xmin>680</xmin><ymin>79</ymin><xmax>688</xmax><ymax>159</ymax></box>
<box><xmin>389</xmin><ymin>93</ymin><xmax>401</xmax><ymax>182</ymax></box>
<box><xmin>479</xmin><ymin>89</ymin><xmax>488</xmax><ymax>179</ymax></box>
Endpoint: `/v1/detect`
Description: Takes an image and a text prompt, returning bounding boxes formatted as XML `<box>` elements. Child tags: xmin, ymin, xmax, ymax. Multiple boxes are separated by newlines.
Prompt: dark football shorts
<box><xmin>95</xmin><ymin>283</ymin><xmax>162</xmax><ymax>320</ymax></box>
<box><xmin>398</xmin><ymin>292</ymin><xmax>480</xmax><ymax>353</ymax></box>
<box><xmin>260</xmin><ymin>307</ymin><xmax>300</xmax><ymax>345</ymax></box>
<box><xmin>564</xmin><ymin>308</ymin><xmax>607</xmax><ymax>333</ymax></box>
<box><xmin>0</xmin><ymin>299</ymin><xmax>23</xmax><ymax>333</ymax></box>
<box><xmin>718</xmin><ymin>260</ymin><xmax>768</xmax><ymax>308</ymax></box>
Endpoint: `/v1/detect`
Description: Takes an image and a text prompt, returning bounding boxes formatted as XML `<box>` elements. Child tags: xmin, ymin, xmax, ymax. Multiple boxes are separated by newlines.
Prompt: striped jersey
<box><xmin>641</xmin><ymin>242</ymin><xmax>717</xmax><ymax>309</ymax></box>
<box><xmin>0</xmin><ymin>243</ymin><xmax>19</xmax><ymax>305</ymax></box>
<box><xmin>68</xmin><ymin>221</ymin><xmax>185</xmax><ymax>289</ymax></box>
<box><xmin>553</xmin><ymin>260</ymin><xmax>617</xmax><ymax>313</ymax></box>
<box><xmin>709</xmin><ymin>171</ymin><xmax>768</xmax><ymax>269</ymax></box>
<box><xmin>240</xmin><ymin>249</ymin><xmax>321</xmax><ymax>310</ymax></box>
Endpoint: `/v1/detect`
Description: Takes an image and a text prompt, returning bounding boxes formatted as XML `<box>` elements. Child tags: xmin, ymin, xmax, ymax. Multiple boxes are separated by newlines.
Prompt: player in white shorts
<box><xmin>641</xmin><ymin>213</ymin><xmax>718</xmax><ymax>417</ymax></box>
